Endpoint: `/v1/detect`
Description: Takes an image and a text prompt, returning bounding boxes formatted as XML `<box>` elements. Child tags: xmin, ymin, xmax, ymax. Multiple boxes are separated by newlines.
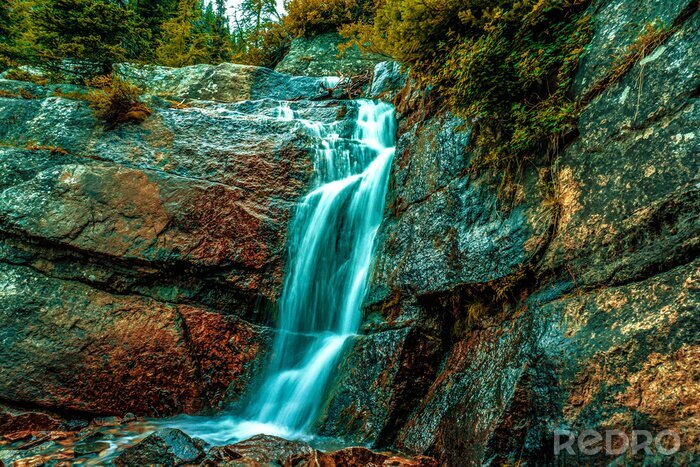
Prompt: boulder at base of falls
<box><xmin>201</xmin><ymin>434</ymin><xmax>314</xmax><ymax>465</ymax></box>
<box><xmin>287</xmin><ymin>447</ymin><xmax>439</xmax><ymax>467</ymax></box>
<box><xmin>198</xmin><ymin>434</ymin><xmax>437</xmax><ymax>466</ymax></box>
<box><xmin>114</xmin><ymin>428</ymin><xmax>205</xmax><ymax>466</ymax></box>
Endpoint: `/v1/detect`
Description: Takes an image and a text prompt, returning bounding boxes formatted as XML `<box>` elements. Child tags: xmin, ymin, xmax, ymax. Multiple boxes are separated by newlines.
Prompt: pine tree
<box><xmin>0</xmin><ymin>0</ymin><xmax>18</xmax><ymax>67</ymax></box>
<box><xmin>233</xmin><ymin>0</ymin><xmax>289</xmax><ymax>68</ymax></box>
<box><xmin>31</xmin><ymin>0</ymin><xmax>140</xmax><ymax>75</ymax></box>
<box><xmin>155</xmin><ymin>0</ymin><xmax>209</xmax><ymax>67</ymax></box>
<box><xmin>133</xmin><ymin>0</ymin><xmax>179</xmax><ymax>60</ymax></box>
<box><xmin>207</xmin><ymin>0</ymin><xmax>232</xmax><ymax>63</ymax></box>
<box><xmin>0</xmin><ymin>2</ymin><xmax>11</xmax><ymax>41</ymax></box>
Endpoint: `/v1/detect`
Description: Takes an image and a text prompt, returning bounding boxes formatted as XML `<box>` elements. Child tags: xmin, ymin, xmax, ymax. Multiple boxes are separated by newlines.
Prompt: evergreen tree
<box><xmin>133</xmin><ymin>0</ymin><xmax>179</xmax><ymax>60</ymax></box>
<box><xmin>155</xmin><ymin>0</ymin><xmax>210</xmax><ymax>67</ymax></box>
<box><xmin>206</xmin><ymin>0</ymin><xmax>233</xmax><ymax>63</ymax></box>
<box><xmin>232</xmin><ymin>0</ymin><xmax>289</xmax><ymax>68</ymax></box>
<box><xmin>0</xmin><ymin>2</ymin><xmax>11</xmax><ymax>41</ymax></box>
<box><xmin>0</xmin><ymin>0</ymin><xmax>20</xmax><ymax>67</ymax></box>
<box><xmin>30</xmin><ymin>0</ymin><xmax>140</xmax><ymax>75</ymax></box>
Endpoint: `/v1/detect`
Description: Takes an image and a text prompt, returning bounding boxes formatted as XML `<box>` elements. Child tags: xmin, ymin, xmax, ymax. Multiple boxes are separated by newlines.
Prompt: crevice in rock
<box><xmin>0</xmin><ymin>232</ymin><xmax>276</xmax><ymax>326</ymax></box>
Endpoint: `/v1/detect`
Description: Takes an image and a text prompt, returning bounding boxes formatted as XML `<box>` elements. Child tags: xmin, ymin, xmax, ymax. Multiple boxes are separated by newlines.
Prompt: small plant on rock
<box><xmin>4</xmin><ymin>68</ymin><xmax>49</xmax><ymax>85</ymax></box>
<box><xmin>86</xmin><ymin>75</ymin><xmax>151</xmax><ymax>129</ymax></box>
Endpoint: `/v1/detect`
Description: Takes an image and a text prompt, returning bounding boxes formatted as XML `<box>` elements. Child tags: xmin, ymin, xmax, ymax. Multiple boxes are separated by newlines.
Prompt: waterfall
<box><xmin>243</xmin><ymin>100</ymin><xmax>396</xmax><ymax>435</ymax></box>
<box><xmin>157</xmin><ymin>99</ymin><xmax>396</xmax><ymax>445</ymax></box>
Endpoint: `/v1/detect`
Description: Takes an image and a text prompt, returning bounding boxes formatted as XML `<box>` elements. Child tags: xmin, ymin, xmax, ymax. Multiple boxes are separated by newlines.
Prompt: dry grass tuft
<box><xmin>26</xmin><ymin>142</ymin><xmax>69</xmax><ymax>155</ymax></box>
<box><xmin>86</xmin><ymin>75</ymin><xmax>151</xmax><ymax>129</ymax></box>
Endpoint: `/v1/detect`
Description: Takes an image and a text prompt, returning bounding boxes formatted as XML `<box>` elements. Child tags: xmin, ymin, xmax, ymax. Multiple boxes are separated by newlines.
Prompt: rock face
<box><xmin>121</xmin><ymin>62</ymin><xmax>345</xmax><ymax>101</ymax></box>
<box><xmin>0</xmin><ymin>63</ymin><xmax>356</xmax><ymax>417</ymax></box>
<box><xmin>318</xmin><ymin>0</ymin><xmax>699</xmax><ymax>465</ymax></box>
<box><xmin>0</xmin><ymin>0</ymin><xmax>698</xmax><ymax>464</ymax></box>
<box><xmin>276</xmin><ymin>32</ymin><xmax>386</xmax><ymax>77</ymax></box>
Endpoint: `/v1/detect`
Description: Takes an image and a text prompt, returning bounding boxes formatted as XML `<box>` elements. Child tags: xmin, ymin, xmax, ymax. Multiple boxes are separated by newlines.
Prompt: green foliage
<box><xmin>4</xmin><ymin>68</ymin><xmax>49</xmax><ymax>84</ymax></box>
<box><xmin>234</xmin><ymin>22</ymin><xmax>291</xmax><ymax>68</ymax></box>
<box><xmin>154</xmin><ymin>0</ymin><xmax>237</xmax><ymax>67</ymax></box>
<box><xmin>0</xmin><ymin>0</ymin><xmax>28</xmax><ymax>67</ymax></box>
<box><xmin>202</xmin><ymin>0</ymin><xmax>234</xmax><ymax>63</ymax></box>
<box><xmin>155</xmin><ymin>0</ymin><xmax>210</xmax><ymax>67</ymax></box>
<box><xmin>87</xmin><ymin>74</ymin><xmax>152</xmax><ymax>128</ymax></box>
<box><xmin>0</xmin><ymin>1</ymin><xmax>11</xmax><ymax>42</ymax></box>
<box><xmin>2</xmin><ymin>0</ymin><xmax>241</xmax><ymax>76</ymax></box>
<box><xmin>229</xmin><ymin>0</ymin><xmax>291</xmax><ymax>68</ymax></box>
<box><xmin>133</xmin><ymin>0</ymin><xmax>179</xmax><ymax>60</ymax></box>
<box><xmin>343</xmin><ymin>0</ymin><xmax>593</xmax><ymax>192</ymax></box>
<box><xmin>284</xmin><ymin>0</ymin><xmax>375</xmax><ymax>38</ymax></box>
<box><xmin>30</xmin><ymin>0</ymin><xmax>141</xmax><ymax>75</ymax></box>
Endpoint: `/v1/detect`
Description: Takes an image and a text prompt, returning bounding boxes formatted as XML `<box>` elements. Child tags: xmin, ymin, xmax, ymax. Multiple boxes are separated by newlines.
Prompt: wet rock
<box><xmin>393</xmin><ymin>259</ymin><xmax>699</xmax><ymax>465</ymax></box>
<box><xmin>321</xmin><ymin>0</ymin><xmax>699</xmax><ymax>464</ymax></box>
<box><xmin>531</xmin><ymin>260</ymin><xmax>699</xmax><ymax>464</ymax></box>
<box><xmin>0</xmin><ymin>88</ymin><xmax>351</xmax><ymax>308</ymax></box>
<box><xmin>58</xmin><ymin>419</ymin><xmax>90</xmax><ymax>431</ymax></box>
<box><xmin>201</xmin><ymin>434</ymin><xmax>313</xmax><ymax>465</ymax></box>
<box><xmin>574</xmin><ymin>0</ymin><xmax>696</xmax><ymax>97</ymax></box>
<box><xmin>0</xmin><ymin>406</ymin><xmax>61</xmax><ymax>435</ymax></box>
<box><xmin>276</xmin><ymin>33</ymin><xmax>385</xmax><ymax>77</ymax></box>
<box><xmin>543</xmin><ymin>9</ymin><xmax>700</xmax><ymax>288</ymax></box>
<box><xmin>0</xmin><ymin>263</ymin><xmax>269</xmax><ymax>415</ymax></box>
<box><xmin>287</xmin><ymin>446</ymin><xmax>438</xmax><ymax>466</ymax></box>
<box><xmin>367</xmin><ymin>112</ymin><xmax>549</xmax><ymax>304</ymax></box>
<box><xmin>0</xmin><ymin>65</ymin><xmax>369</xmax><ymax>417</ymax></box>
<box><xmin>120</xmin><ymin>62</ymin><xmax>348</xmax><ymax>102</ymax></box>
<box><xmin>368</xmin><ymin>61</ymin><xmax>407</xmax><ymax>101</ymax></box>
<box><xmin>73</xmin><ymin>441</ymin><xmax>111</xmax><ymax>457</ymax></box>
<box><xmin>114</xmin><ymin>428</ymin><xmax>204</xmax><ymax>466</ymax></box>
<box><xmin>0</xmin><ymin>440</ymin><xmax>68</xmax><ymax>466</ymax></box>
<box><xmin>317</xmin><ymin>326</ymin><xmax>442</xmax><ymax>445</ymax></box>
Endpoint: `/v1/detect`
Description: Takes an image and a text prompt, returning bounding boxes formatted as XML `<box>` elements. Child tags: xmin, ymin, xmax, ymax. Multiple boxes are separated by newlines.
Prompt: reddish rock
<box><xmin>203</xmin><ymin>434</ymin><xmax>314</xmax><ymax>465</ymax></box>
<box><xmin>287</xmin><ymin>446</ymin><xmax>438</xmax><ymax>467</ymax></box>
<box><xmin>0</xmin><ymin>407</ymin><xmax>61</xmax><ymax>435</ymax></box>
<box><xmin>180</xmin><ymin>307</ymin><xmax>270</xmax><ymax>404</ymax></box>
<box><xmin>199</xmin><ymin>436</ymin><xmax>437</xmax><ymax>467</ymax></box>
<box><xmin>0</xmin><ymin>263</ymin><xmax>268</xmax><ymax>416</ymax></box>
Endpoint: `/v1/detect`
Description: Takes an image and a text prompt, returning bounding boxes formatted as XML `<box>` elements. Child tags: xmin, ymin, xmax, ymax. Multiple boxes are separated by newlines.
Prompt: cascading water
<box><xmin>243</xmin><ymin>99</ymin><xmax>396</xmax><ymax>436</ymax></box>
<box><xmin>151</xmin><ymin>98</ymin><xmax>396</xmax><ymax>446</ymax></box>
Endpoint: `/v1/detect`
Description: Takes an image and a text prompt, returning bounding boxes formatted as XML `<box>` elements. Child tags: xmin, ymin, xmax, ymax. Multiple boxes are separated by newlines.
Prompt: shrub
<box><xmin>87</xmin><ymin>75</ymin><xmax>151</xmax><ymax>128</ymax></box>
<box><xmin>31</xmin><ymin>0</ymin><xmax>141</xmax><ymax>76</ymax></box>
<box><xmin>234</xmin><ymin>22</ymin><xmax>291</xmax><ymax>68</ymax></box>
<box><xmin>0</xmin><ymin>89</ymin><xmax>20</xmax><ymax>98</ymax></box>
<box><xmin>4</xmin><ymin>68</ymin><xmax>49</xmax><ymax>85</ymax></box>
<box><xmin>284</xmin><ymin>0</ymin><xmax>375</xmax><ymax>38</ymax></box>
<box><xmin>18</xmin><ymin>87</ymin><xmax>37</xmax><ymax>99</ymax></box>
<box><xmin>343</xmin><ymin>0</ymin><xmax>593</xmax><ymax>194</ymax></box>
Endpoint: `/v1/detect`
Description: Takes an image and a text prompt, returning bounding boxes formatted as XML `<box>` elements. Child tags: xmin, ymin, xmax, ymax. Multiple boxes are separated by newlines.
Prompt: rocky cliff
<box><xmin>0</xmin><ymin>0</ymin><xmax>697</xmax><ymax>464</ymax></box>
<box><xmin>0</xmin><ymin>64</ymin><xmax>356</xmax><ymax>417</ymax></box>
<box><xmin>316</xmin><ymin>0</ymin><xmax>699</xmax><ymax>464</ymax></box>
